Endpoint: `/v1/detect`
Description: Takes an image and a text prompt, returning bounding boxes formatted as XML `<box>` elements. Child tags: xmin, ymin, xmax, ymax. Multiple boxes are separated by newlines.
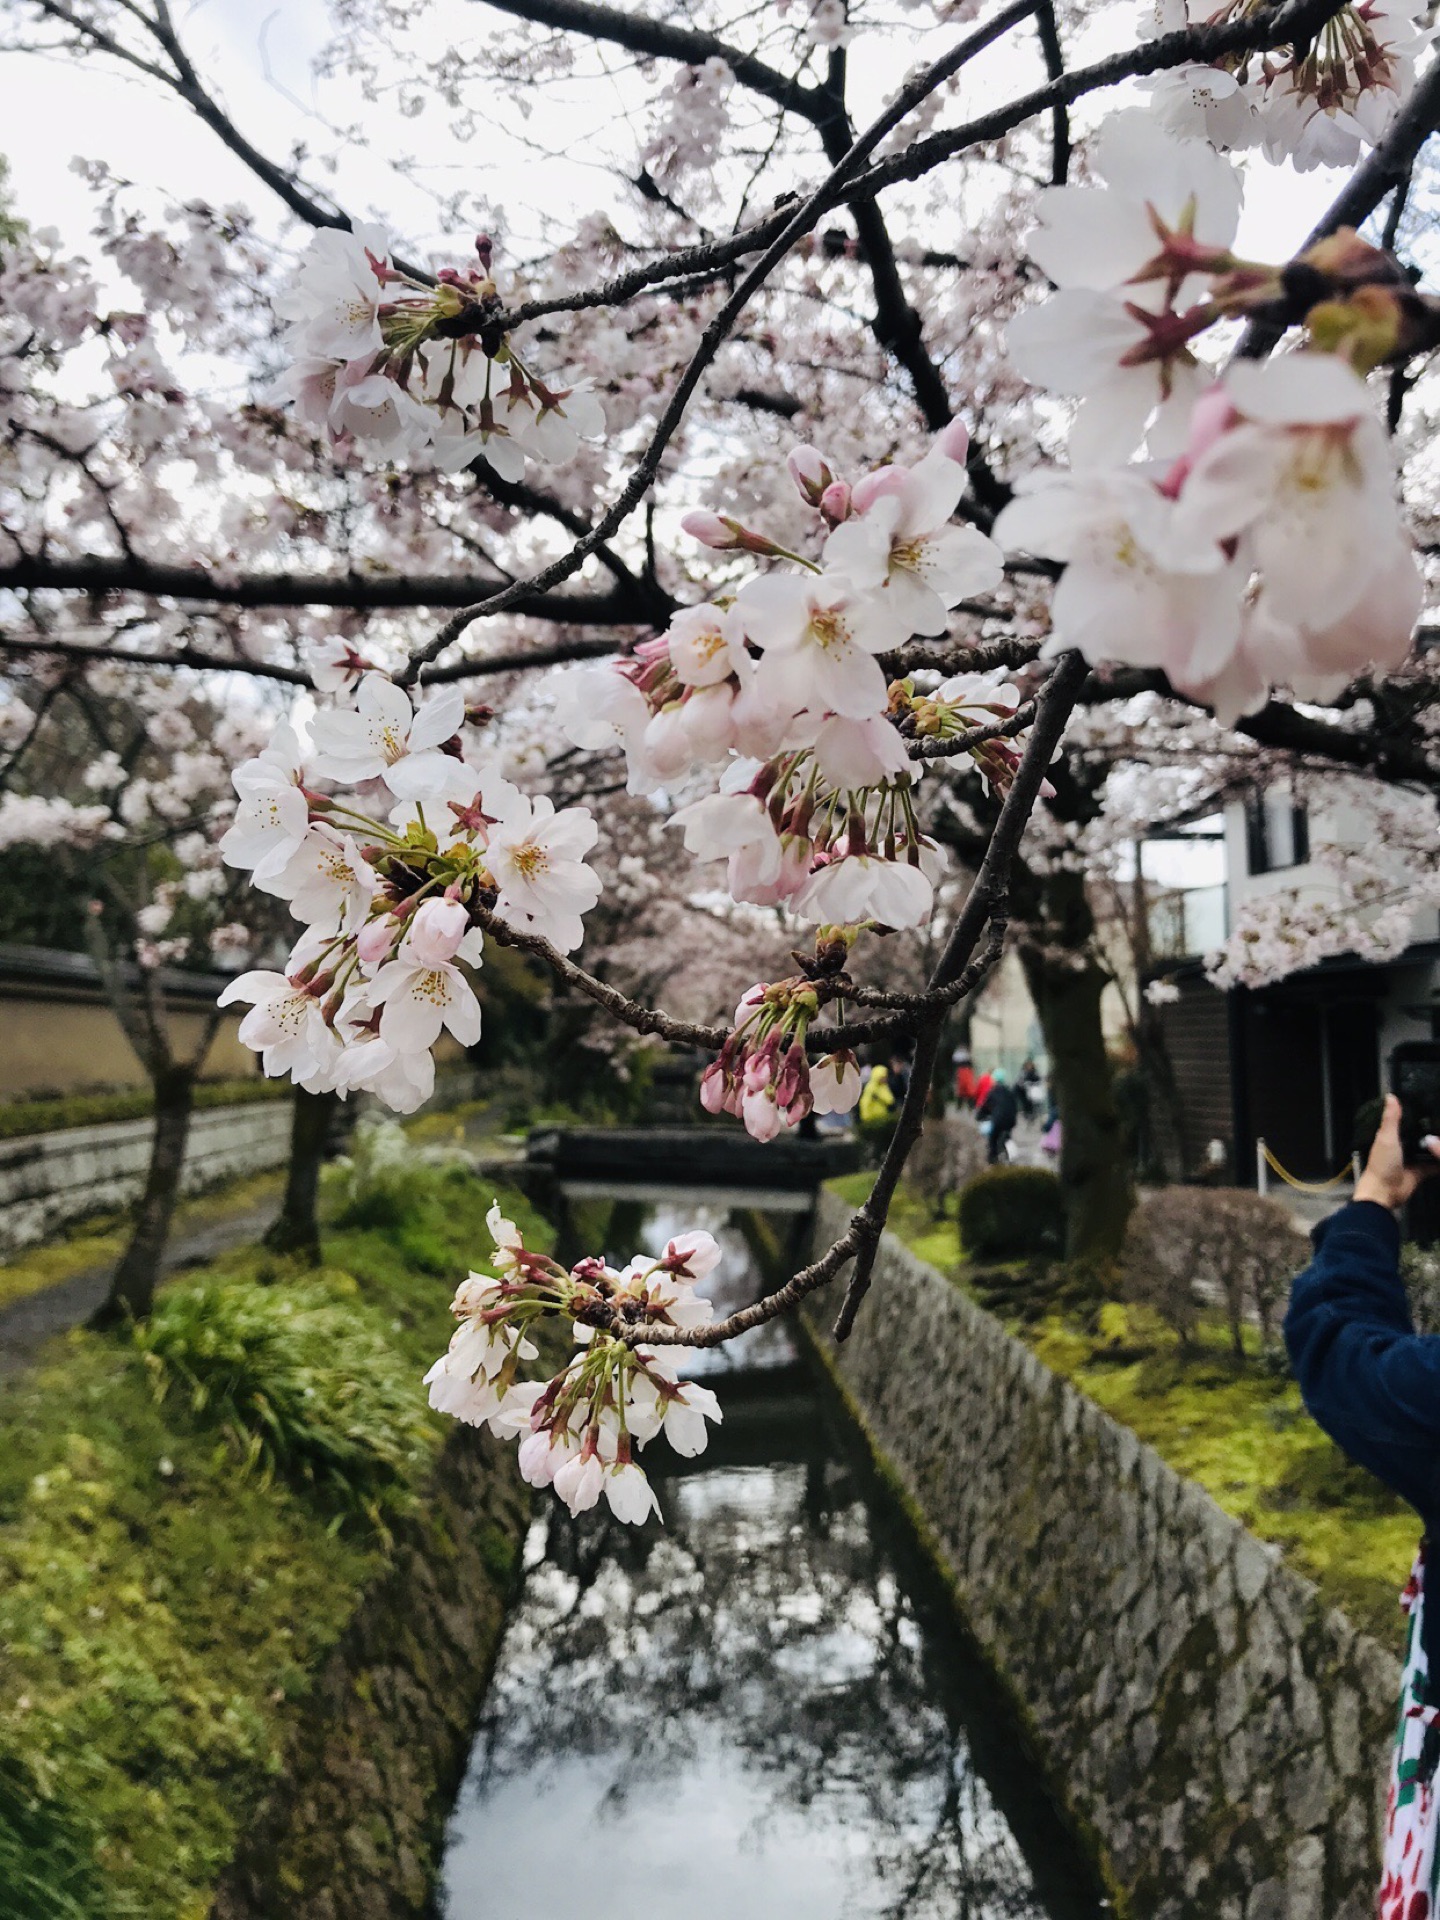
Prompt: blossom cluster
<box><xmin>700</xmin><ymin>978</ymin><xmax>862</xmax><ymax>1140</ymax></box>
<box><xmin>892</xmin><ymin>667</ymin><xmax>1045</xmax><ymax>797</ymax></box>
<box><xmin>555</xmin><ymin>428</ymin><xmax>1016</xmax><ymax>933</ymax></box>
<box><xmin>217</xmin><ymin>667</ymin><xmax>600</xmax><ymax>1111</ymax></box>
<box><xmin>1143</xmin><ymin>0</ymin><xmax>1431</xmax><ymax>172</ymax></box>
<box><xmin>999</xmin><ymin>110</ymin><xmax>1422</xmax><ymax>723</ymax></box>
<box><xmin>423</xmin><ymin>1205</ymin><xmax>724</xmax><ymax>1523</ymax></box>
<box><xmin>274</xmin><ymin>224</ymin><xmax>604</xmax><ymax>478</ymax></box>
<box><xmin>1205</xmin><ymin>784</ymin><xmax>1440</xmax><ymax>987</ymax></box>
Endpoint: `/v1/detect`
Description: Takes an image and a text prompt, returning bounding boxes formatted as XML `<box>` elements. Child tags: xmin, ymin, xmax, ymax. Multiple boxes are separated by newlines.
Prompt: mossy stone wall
<box><xmin>805</xmin><ymin>1190</ymin><xmax>1400</xmax><ymax>1920</ymax></box>
<box><xmin>210</xmin><ymin>1423</ymin><xmax>531</xmax><ymax>1920</ymax></box>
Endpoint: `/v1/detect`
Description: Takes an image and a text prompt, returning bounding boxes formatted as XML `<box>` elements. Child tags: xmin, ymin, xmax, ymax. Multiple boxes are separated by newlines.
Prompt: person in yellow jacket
<box><xmin>858</xmin><ymin>1062</ymin><xmax>898</xmax><ymax>1162</ymax></box>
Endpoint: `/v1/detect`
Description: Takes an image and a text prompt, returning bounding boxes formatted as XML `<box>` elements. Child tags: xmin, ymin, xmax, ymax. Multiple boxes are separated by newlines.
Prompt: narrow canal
<box><xmin>435</xmin><ymin>1198</ymin><xmax>1106</xmax><ymax>1920</ymax></box>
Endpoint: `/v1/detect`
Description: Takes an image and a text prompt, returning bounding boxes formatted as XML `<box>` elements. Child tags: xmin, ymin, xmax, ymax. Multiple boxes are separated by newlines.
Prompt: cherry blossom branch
<box><xmin>480</xmin><ymin>0</ymin><xmax>1324</xmax><ymax>343</ymax></box>
<box><xmin>0</xmin><ymin>625</ymin><xmax>628</xmax><ymax>688</ymax></box>
<box><xmin>468</xmin><ymin>902</ymin><xmax>937</xmax><ymax>1055</ymax></box>
<box><xmin>622</xmin><ymin>653</ymin><xmax>1087</xmax><ymax>1354</ymax></box>
<box><xmin>830</xmin><ymin>649</ymin><xmax>1089</xmax><ymax>1339</ymax></box>
<box><xmin>1035</xmin><ymin>0</ymin><xmax>1072</xmax><ymax>187</ymax></box>
<box><xmin>17</xmin><ymin>0</ymin><xmax>438</xmax><ymax>280</ymax></box>
<box><xmin>1083</xmin><ymin>668</ymin><xmax>1440</xmax><ymax>786</ymax></box>
<box><xmin>850</xmin><ymin>0</ymin><xmax>1353</xmax><ymax>200</ymax></box>
<box><xmin>887</xmin><ymin>634</ymin><xmax>1043</xmax><ymax>677</ymax></box>
<box><xmin>477</xmin><ymin>0</ymin><xmax>830</xmax><ymax>126</ymax></box>
<box><xmin>0</xmin><ymin>630</ymin><xmax>312</xmax><ymax>687</ymax></box>
<box><xmin>402</xmin><ymin>0</ymin><xmax>1040</xmax><ymax>681</ymax></box>
<box><xmin>907</xmin><ymin>700</ymin><xmax>1037</xmax><ymax>761</ymax></box>
<box><xmin>1236</xmin><ymin>54</ymin><xmax>1440</xmax><ymax>355</ymax></box>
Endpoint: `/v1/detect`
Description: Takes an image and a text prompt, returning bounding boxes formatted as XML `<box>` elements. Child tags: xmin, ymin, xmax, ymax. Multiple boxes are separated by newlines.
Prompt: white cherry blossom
<box><xmin>485</xmin><ymin>793</ymin><xmax>601</xmax><ymax>952</ymax></box>
<box><xmin>738</xmin><ymin>573</ymin><xmax>892</xmax><ymax>720</ymax></box>
<box><xmin>217</xmin><ymin>970</ymin><xmax>339</xmax><ymax>1082</ymax></box>
<box><xmin>370</xmin><ymin>952</ymin><xmax>483</xmax><ymax>1050</ymax></box>
<box><xmin>308</xmin><ymin>673</ymin><xmax>464</xmax><ymax>794</ymax></box>
<box><xmin>822</xmin><ymin>449</ymin><xmax>1003</xmax><ymax>633</ymax></box>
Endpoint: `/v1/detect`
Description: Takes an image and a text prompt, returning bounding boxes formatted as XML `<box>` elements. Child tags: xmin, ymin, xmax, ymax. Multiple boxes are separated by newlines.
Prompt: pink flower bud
<box><xmin>680</xmin><ymin>511</ymin><xmax>779</xmax><ymax>555</ymax></box>
<box><xmin>787</xmin><ymin>445</ymin><xmax>834</xmax><ymax>505</ymax></box>
<box><xmin>934</xmin><ymin>419</ymin><xmax>971</xmax><ymax>465</ymax></box>
<box><xmin>742</xmin><ymin>1086</ymin><xmax>784</xmax><ymax>1142</ymax></box>
<box><xmin>409</xmin><ymin>897</ymin><xmax>470</xmax><ymax>964</ymax></box>
<box><xmin>682</xmin><ymin>510</ymin><xmax>745</xmax><ymax>550</ymax></box>
<box><xmin>775</xmin><ymin>1041</ymin><xmax>810</xmax><ymax>1110</ymax></box>
<box><xmin>699</xmin><ymin>1062</ymin><xmax>729</xmax><ymax>1115</ymax></box>
<box><xmin>819</xmin><ymin>480</ymin><xmax>851</xmax><ymax>526</ymax></box>
<box><xmin>356</xmin><ymin>918</ymin><xmax>394</xmax><ymax>965</ymax></box>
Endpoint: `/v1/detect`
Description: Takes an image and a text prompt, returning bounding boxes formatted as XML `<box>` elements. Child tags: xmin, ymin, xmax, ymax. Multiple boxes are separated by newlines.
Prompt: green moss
<box><xmin>825</xmin><ymin>1172</ymin><xmax>962</xmax><ymax>1275</ymax></box>
<box><xmin>867</xmin><ymin>1176</ymin><xmax>1416</xmax><ymax>1648</ymax></box>
<box><xmin>0</xmin><ymin>1167</ymin><xmax>551</xmax><ymax>1919</ymax></box>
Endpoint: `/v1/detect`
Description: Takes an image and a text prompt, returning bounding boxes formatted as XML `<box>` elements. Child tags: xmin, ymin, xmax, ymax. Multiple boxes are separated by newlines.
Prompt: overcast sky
<box><xmin>6</xmin><ymin>0</ymin><xmax>1348</xmax><ymax>271</ymax></box>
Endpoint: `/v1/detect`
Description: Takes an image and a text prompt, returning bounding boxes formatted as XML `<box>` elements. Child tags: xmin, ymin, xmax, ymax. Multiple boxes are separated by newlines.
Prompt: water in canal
<box><xmin>435</xmin><ymin>1198</ymin><xmax>1106</xmax><ymax>1920</ymax></box>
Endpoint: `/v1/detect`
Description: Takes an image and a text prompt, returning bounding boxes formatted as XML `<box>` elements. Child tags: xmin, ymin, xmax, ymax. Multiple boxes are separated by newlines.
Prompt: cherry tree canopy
<box><xmin>4</xmin><ymin>0</ymin><xmax>1440</xmax><ymax>1520</ymax></box>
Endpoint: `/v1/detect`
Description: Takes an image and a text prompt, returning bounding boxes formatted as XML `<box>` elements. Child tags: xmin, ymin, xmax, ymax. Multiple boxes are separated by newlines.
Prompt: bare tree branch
<box><xmin>404</xmin><ymin>0</ymin><xmax>1038</xmax><ymax>678</ymax></box>
<box><xmin>0</xmin><ymin>552</ymin><xmax>655</xmax><ymax>624</ymax></box>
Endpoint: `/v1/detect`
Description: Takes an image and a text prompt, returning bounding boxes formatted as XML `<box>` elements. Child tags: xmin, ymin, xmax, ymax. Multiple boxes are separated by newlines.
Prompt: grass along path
<box><xmin>0</xmin><ymin>1149</ymin><xmax>548</xmax><ymax>1919</ymax></box>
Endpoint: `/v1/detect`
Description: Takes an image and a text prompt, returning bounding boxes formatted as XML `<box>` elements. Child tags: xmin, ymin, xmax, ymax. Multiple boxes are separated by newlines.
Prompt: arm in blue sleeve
<box><xmin>1285</xmin><ymin>1201</ymin><xmax>1440</xmax><ymax>1513</ymax></box>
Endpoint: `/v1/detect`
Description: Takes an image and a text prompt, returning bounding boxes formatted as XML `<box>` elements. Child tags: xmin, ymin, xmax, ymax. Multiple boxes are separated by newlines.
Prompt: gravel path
<box><xmin>0</xmin><ymin>1199</ymin><xmax>276</xmax><ymax>1383</ymax></box>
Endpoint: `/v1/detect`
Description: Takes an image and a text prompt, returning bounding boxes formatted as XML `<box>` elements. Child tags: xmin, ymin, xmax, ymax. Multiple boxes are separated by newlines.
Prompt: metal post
<box><xmin>1257</xmin><ymin>1136</ymin><xmax>1268</xmax><ymax>1196</ymax></box>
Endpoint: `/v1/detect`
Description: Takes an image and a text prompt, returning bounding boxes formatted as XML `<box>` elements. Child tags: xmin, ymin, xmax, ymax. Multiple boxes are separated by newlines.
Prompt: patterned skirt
<box><xmin>1381</xmin><ymin>1545</ymin><xmax>1440</xmax><ymax>1919</ymax></box>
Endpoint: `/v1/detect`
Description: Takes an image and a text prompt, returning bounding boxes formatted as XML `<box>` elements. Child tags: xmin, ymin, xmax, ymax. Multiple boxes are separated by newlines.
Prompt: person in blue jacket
<box><xmin>1285</xmin><ymin>1094</ymin><xmax>1440</xmax><ymax>1917</ymax></box>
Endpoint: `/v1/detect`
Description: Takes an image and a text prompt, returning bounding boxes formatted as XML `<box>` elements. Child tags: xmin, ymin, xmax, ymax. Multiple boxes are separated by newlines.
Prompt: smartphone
<box><xmin>1392</xmin><ymin>1042</ymin><xmax>1440</xmax><ymax>1164</ymax></box>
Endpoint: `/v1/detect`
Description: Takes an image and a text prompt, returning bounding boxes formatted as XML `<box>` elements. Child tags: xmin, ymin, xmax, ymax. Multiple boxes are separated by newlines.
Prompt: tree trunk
<box><xmin>94</xmin><ymin>1063</ymin><xmax>196</xmax><ymax>1325</ymax></box>
<box><xmin>263</xmin><ymin>1087</ymin><xmax>337</xmax><ymax>1264</ymax></box>
<box><xmin>1019</xmin><ymin>870</ymin><xmax>1134</xmax><ymax>1268</ymax></box>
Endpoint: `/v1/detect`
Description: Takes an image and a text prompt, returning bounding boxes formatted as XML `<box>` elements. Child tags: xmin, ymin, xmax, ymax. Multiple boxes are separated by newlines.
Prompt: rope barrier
<box><xmin>1258</xmin><ymin>1140</ymin><xmax>1355</xmax><ymax>1195</ymax></box>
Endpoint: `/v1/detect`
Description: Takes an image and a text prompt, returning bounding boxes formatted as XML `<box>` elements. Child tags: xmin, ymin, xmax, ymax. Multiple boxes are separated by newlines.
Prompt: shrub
<box><xmin>330</xmin><ymin>1114</ymin><xmax>475</xmax><ymax>1238</ymax></box>
<box><xmin>907</xmin><ymin>1110</ymin><xmax>988</xmax><ymax>1216</ymax></box>
<box><xmin>1122</xmin><ymin>1186</ymin><xmax>1307</xmax><ymax>1357</ymax></box>
<box><xmin>0</xmin><ymin>1076</ymin><xmax>285</xmax><ymax>1142</ymax></box>
<box><xmin>136</xmin><ymin>1273</ymin><xmax>435</xmax><ymax>1523</ymax></box>
<box><xmin>957</xmin><ymin>1165</ymin><xmax>1064</xmax><ymax>1261</ymax></box>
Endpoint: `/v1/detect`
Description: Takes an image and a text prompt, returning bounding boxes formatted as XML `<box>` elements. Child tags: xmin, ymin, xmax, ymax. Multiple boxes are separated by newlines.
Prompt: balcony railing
<box><xmin>1146</xmin><ymin>884</ymin><xmax>1228</xmax><ymax>961</ymax></box>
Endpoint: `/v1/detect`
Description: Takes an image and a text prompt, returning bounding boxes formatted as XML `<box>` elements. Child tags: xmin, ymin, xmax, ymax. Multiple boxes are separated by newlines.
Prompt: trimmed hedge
<box><xmin>0</xmin><ymin>1076</ymin><xmax>285</xmax><ymax>1142</ymax></box>
<box><xmin>957</xmin><ymin>1164</ymin><xmax>1064</xmax><ymax>1261</ymax></box>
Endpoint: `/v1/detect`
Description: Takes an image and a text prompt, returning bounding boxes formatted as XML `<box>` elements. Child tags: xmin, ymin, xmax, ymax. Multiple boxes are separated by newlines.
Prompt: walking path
<box><xmin>0</xmin><ymin>1194</ymin><xmax>277</xmax><ymax>1382</ymax></box>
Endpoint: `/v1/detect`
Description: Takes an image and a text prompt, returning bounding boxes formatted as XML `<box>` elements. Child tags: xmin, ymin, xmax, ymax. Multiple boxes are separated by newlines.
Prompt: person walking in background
<box><xmin>857</xmin><ymin>1059</ymin><xmax>898</xmax><ymax>1165</ymax></box>
<box><xmin>953</xmin><ymin>1047</ymin><xmax>980</xmax><ymax>1108</ymax></box>
<box><xmin>1017</xmin><ymin>1057</ymin><xmax>1042</xmax><ymax>1121</ymax></box>
<box><xmin>1285</xmin><ymin>1097</ymin><xmax>1440</xmax><ymax>1917</ymax></box>
<box><xmin>888</xmin><ymin>1046</ymin><xmax>912</xmax><ymax>1105</ymax></box>
<box><xmin>976</xmin><ymin>1071</ymin><xmax>1018</xmax><ymax>1164</ymax></box>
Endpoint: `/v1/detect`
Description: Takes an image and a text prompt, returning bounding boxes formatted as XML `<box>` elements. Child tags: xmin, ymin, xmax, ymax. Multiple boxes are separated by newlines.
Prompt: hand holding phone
<box><xmin>1392</xmin><ymin>1043</ymin><xmax>1440</xmax><ymax>1166</ymax></box>
<box><xmin>1356</xmin><ymin>1092</ymin><xmax>1440</xmax><ymax>1211</ymax></box>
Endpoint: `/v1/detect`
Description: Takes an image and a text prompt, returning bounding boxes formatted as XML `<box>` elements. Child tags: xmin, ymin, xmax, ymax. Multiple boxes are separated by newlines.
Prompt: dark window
<box><xmin>1244</xmin><ymin>792</ymin><xmax>1309</xmax><ymax>875</ymax></box>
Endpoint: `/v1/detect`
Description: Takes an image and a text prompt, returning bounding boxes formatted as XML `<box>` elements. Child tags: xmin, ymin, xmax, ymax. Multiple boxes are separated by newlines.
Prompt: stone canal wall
<box><xmin>804</xmin><ymin>1189</ymin><xmax>1401</xmax><ymax>1920</ymax></box>
<box><xmin>211</xmin><ymin>1423</ymin><xmax>532</xmax><ymax>1920</ymax></box>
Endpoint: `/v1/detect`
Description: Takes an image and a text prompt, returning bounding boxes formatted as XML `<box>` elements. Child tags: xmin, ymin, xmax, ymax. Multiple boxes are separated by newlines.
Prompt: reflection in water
<box><xmin>437</xmin><ymin>1204</ymin><xmax>1104</xmax><ymax>1920</ymax></box>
